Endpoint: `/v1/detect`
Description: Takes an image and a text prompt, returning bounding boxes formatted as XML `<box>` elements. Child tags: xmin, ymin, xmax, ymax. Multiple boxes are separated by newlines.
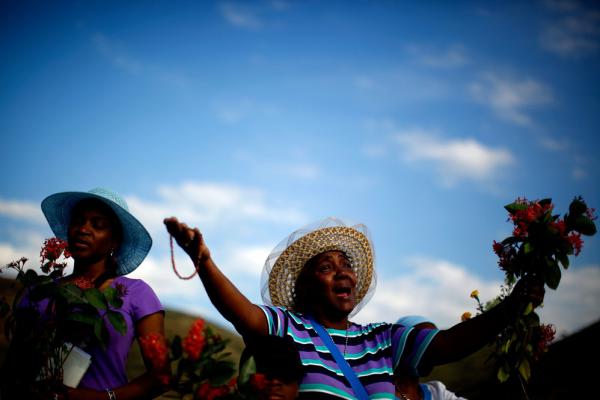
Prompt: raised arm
<box><xmin>164</xmin><ymin>217</ymin><xmax>268</xmax><ymax>337</ymax></box>
<box><xmin>421</xmin><ymin>275</ymin><xmax>545</xmax><ymax>366</ymax></box>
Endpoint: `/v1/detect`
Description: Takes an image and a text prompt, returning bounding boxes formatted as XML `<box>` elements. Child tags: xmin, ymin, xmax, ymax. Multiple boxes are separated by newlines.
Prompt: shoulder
<box><xmin>112</xmin><ymin>276</ymin><xmax>160</xmax><ymax>300</ymax></box>
<box><xmin>113</xmin><ymin>276</ymin><xmax>153</xmax><ymax>290</ymax></box>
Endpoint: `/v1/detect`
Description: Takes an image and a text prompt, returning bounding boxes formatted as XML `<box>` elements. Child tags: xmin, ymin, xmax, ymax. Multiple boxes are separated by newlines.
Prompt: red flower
<box><xmin>139</xmin><ymin>332</ymin><xmax>169</xmax><ymax>369</ymax></box>
<box><xmin>71</xmin><ymin>276</ymin><xmax>94</xmax><ymax>289</ymax></box>
<box><xmin>568</xmin><ymin>232</ymin><xmax>583</xmax><ymax>256</ymax></box>
<box><xmin>533</xmin><ymin>324</ymin><xmax>556</xmax><ymax>359</ymax></box>
<box><xmin>492</xmin><ymin>240</ymin><xmax>503</xmax><ymax>256</ymax></box>
<box><xmin>550</xmin><ymin>219</ymin><xmax>566</xmax><ymax>236</ymax></box>
<box><xmin>40</xmin><ymin>238</ymin><xmax>70</xmax><ymax>263</ymax></box>
<box><xmin>183</xmin><ymin>319</ymin><xmax>206</xmax><ymax>360</ymax></box>
<box><xmin>586</xmin><ymin>207</ymin><xmax>597</xmax><ymax>221</ymax></box>
<box><xmin>249</xmin><ymin>373</ymin><xmax>268</xmax><ymax>392</ymax></box>
<box><xmin>115</xmin><ymin>283</ymin><xmax>129</xmax><ymax>298</ymax></box>
<box><xmin>196</xmin><ymin>382</ymin><xmax>231</xmax><ymax>400</ymax></box>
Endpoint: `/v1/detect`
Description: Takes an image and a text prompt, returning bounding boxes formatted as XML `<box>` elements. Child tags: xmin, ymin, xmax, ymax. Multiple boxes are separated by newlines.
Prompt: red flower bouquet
<box><xmin>484</xmin><ymin>196</ymin><xmax>596</xmax><ymax>385</ymax></box>
<box><xmin>0</xmin><ymin>238</ymin><xmax>128</xmax><ymax>395</ymax></box>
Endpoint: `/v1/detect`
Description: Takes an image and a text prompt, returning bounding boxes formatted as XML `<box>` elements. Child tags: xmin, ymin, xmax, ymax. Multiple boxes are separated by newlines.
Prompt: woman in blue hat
<box><xmin>3</xmin><ymin>188</ymin><xmax>168</xmax><ymax>400</ymax></box>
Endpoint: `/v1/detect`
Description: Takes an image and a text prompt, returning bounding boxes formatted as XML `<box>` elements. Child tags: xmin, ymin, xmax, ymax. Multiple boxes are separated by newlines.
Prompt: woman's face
<box><xmin>299</xmin><ymin>250</ymin><xmax>358</xmax><ymax>317</ymax></box>
<box><xmin>67</xmin><ymin>200</ymin><xmax>120</xmax><ymax>262</ymax></box>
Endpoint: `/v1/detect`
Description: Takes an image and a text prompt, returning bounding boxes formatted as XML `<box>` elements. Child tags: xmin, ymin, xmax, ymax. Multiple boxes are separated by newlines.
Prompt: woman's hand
<box><xmin>507</xmin><ymin>274</ymin><xmax>545</xmax><ymax>312</ymax></box>
<box><xmin>164</xmin><ymin>217</ymin><xmax>211</xmax><ymax>267</ymax></box>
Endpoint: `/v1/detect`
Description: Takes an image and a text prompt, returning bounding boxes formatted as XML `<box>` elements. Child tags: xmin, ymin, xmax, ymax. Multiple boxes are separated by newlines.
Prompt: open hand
<box><xmin>163</xmin><ymin>217</ymin><xmax>211</xmax><ymax>266</ymax></box>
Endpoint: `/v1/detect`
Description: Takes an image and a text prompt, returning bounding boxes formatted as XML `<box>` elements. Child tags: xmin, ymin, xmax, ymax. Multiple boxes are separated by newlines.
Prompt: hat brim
<box><xmin>41</xmin><ymin>191</ymin><xmax>152</xmax><ymax>275</ymax></box>
<box><xmin>267</xmin><ymin>226</ymin><xmax>374</xmax><ymax>312</ymax></box>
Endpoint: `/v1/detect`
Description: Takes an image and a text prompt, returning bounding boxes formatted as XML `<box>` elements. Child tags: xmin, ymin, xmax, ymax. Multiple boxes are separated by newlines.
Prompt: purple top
<box><xmin>21</xmin><ymin>276</ymin><xmax>163</xmax><ymax>390</ymax></box>
<box><xmin>79</xmin><ymin>276</ymin><xmax>163</xmax><ymax>390</ymax></box>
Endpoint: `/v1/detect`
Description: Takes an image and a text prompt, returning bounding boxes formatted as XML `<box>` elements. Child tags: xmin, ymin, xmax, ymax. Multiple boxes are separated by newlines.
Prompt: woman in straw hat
<box><xmin>164</xmin><ymin>217</ymin><xmax>543</xmax><ymax>399</ymax></box>
<box><xmin>2</xmin><ymin>188</ymin><xmax>168</xmax><ymax>400</ymax></box>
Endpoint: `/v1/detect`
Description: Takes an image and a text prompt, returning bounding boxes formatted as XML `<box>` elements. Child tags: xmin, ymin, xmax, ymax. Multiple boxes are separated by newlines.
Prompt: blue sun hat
<box><xmin>41</xmin><ymin>188</ymin><xmax>152</xmax><ymax>276</ymax></box>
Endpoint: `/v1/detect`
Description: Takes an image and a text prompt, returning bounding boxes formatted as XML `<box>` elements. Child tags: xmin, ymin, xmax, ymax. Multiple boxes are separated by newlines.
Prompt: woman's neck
<box><xmin>72</xmin><ymin>258</ymin><xmax>111</xmax><ymax>282</ymax></box>
<box><xmin>311</xmin><ymin>309</ymin><xmax>350</xmax><ymax>330</ymax></box>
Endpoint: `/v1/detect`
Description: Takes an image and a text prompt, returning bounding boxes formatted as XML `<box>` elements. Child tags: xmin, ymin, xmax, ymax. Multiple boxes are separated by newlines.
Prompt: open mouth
<box><xmin>333</xmin><ymin>285</ymin><xmax>353</xmax><ymax>299</ymax></box>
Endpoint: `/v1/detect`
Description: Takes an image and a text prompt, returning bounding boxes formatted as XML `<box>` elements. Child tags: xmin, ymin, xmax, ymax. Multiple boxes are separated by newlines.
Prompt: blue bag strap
<box><xmin>308</xmin><ymin>316</ymin><xmax>370</xmax><ymax>400</ymax></box>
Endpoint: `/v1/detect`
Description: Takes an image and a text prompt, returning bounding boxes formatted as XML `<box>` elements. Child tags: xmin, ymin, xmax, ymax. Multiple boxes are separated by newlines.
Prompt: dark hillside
<box><xmin>425</xmin><ymin>320</ymin><xmax>600</xmax><ymax>399</ymax></box>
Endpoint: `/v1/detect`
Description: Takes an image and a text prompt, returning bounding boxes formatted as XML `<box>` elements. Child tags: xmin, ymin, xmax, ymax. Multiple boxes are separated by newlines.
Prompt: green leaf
<box><xmin>569</xmin><ymin>197</ymin><xmax>587</xmax><ymax>216</ymax></box>
<box><xmin>84</xmin><ymin>288</ymin><xmax>107</xmax><ymax>310</ymax></box>
<box><xmin>67</xmin><ymin>312</ymin><xmax>100</xmax><ymax>326</ymax></box>
<box><xmin>238</xmin><ymin>356</ymin><xmax>257</xmax><ymax>385</ymax></box>
<box><xmin>58</xmin><ymin>284</ymin><xmax>85</xmax><ymax>304</ymax></box>
<box><xmin>22</xmin><ymin>269</ymin><xmax>39</xmax><ymax>286</ymax></box>
<box><xmin>103</xmin><ymin>287</ymin><xmax>123</xmax><ymax>309</ymax></box>
<box><xmin>523</xmin><ymin>242</ymin><xmax>533</xmax><ymax>255</ymax></box>
<box><xmin>94</xmin><ymin>319</ymin><xmax>109</xmax><ymax>348</ymax></box>
<box><xmin>171</xmin><ymin>335</ymin><xmax>183</xmax><ymax>360</ymax></box>
<box><xmin>500</xmin><ymin>338</ymin><xmax>512</xmax><ymax>354</ymax></box>
<box><xmin>34</xmin><ymin>275</ymin><xmax>53</xmax><ymax>285</ymax></box>
<box><xmin>518</xmin><ymin>359</ymin><xmax>531</xmax><ymax>382</ymax></box>
<box><xmin>505</xmin><ymin>202</ymin><xmax>527</xmax><ymax>214</ymax></box>
<box><xmin>557</xmin><ymin>253</ymin><xmax>569</xmax><ymax>270</ymax></box>
<box><xmin>523</xmin><ymin>302</ymin><xmax>533</xmax><ymax>316</ymax></box>
<box><xmin>538</xmin><ymin>198</ymin><xmax>552</xmax><ymax>207</ymax></box>
<box><xmin>544</xmin><ymin>260</ymin><xmax>562</xmax><ymax>290</ymax></box>
<box><xmin>573</xmin><ymin>215</ymin><xmax>597</xmax><ymax>236</ymax></box>
<box><xmin>106</xmin><ymin>310</ymin><xmax>127</xmax><ymax>335</ymax></box>
<box><xmin>206</xmin><ymin>360</ymin><xmax>236</xmax><ymax>386</ymax></box>
<box><xmin>523</xmin><ymin>311</ymin><xmax>540</xmax><ymax>328</ymax></box>
<box><xmin>497</xmin><ymin>365</ymin><xmax>510</xmax><ymax>383</ymax></box>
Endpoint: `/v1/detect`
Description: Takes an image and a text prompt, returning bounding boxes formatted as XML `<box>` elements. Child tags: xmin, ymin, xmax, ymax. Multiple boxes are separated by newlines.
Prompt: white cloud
<box><xmin>405</xmin><ymin>44</ymin><xmax>469</xmax><ymax>68</ymax></box>
<box><xmin>538</xmin><ymin>264</ymin><xmax>600</xmax><ymax>336</ymax></box>
<box><xmin>0</xmin><ymin>198</ymin><xmax>45</xmax><ymax>224</ymax></box>
<box><xmin>219</xmin><ymin>2</ymin><xmax>263</xmax><ymax>29</ymax></box>
<box><xmin>356</xmin><ymin>256</ymin><xmax>600</xmax><ymax>337</ymax></box>
<box><xmin>392</xmin><ymin>128</ymin><xmax>515</xmax><ymax>186</ymax></box>
<box><xmin>127</xmin><ymin>255</ymin><xmax>217</xmax><ymax>318</ymax></box>
<box><xmin>469</xmin><ymin>73</ymin><xmax>553</xmax><ymax>126</ymax></box>
<box><xmin>0</xmin><ymin>230</ymin><xmax>74</xmax><ymax>278</ymax></box>
<box><xmin>540</xmin><ymin>1</ymin><xmax>600</xmax><ymax>57</ymax></box>
<box><xmin>220</xmin><ymin>244</ymin><xmax>272</xmax><ymax>277</ymax></box>
<box><xmin>126</xmin><ymin>181</ymin><xmax>307</xmax><ymax>235</ymax></box>
<box><xmin>356</xmin><ymin>256</ymin><xmax>502</xmax><ymax>329</ymax></box>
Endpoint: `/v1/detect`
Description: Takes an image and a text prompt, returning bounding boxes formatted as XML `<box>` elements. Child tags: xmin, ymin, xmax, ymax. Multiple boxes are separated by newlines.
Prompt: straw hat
<box><xmin>41</xmin><ymin>188</ymin><xmax>152</xmax><ymax>276</ymax></box>
<box><xmin>261</xmin><ymin>218</ymin><xmax>376</xmax><ymax>315</ymax></box>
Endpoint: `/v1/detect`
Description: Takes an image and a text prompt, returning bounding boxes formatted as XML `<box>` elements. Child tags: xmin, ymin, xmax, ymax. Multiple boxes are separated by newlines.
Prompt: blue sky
<box><xmin>1</xmin><ymin>0</ymin><xmax>599</xmax><ymax>336</ymax></box>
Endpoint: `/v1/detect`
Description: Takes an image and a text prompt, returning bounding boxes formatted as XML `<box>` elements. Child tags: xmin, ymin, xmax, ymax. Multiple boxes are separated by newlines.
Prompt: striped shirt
<box><xmin>259</xmin><ymin>305</ymin><xmax>439</xmax><ymax>399</ymax></box>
